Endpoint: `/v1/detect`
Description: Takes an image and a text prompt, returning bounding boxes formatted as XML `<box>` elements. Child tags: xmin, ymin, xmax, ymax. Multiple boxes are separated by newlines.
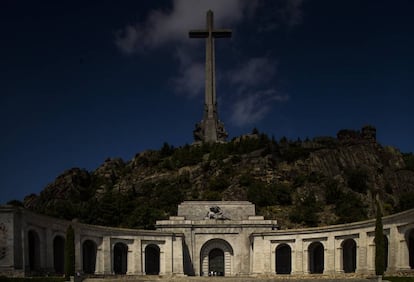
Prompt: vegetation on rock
<box><xmin>15</xmin><ymin>126</ymin><xmax>414</xmax><ymax>230</ymax></box>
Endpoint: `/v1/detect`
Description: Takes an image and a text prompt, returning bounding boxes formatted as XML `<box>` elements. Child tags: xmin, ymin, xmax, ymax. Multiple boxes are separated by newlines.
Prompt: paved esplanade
<box><xmin>190</xmin><ymin>10</ymin><xmax>230</xmax><ymax>143</ymax></box>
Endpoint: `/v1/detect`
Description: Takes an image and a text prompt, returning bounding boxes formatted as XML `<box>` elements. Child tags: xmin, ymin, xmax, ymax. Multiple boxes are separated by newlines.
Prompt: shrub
<box><xmin>403</xmin><ymin>153</ymin><xmax>414</xmax><ymax>171</ymax></box>
<box><xmin>273</xmin><ymin>183</ymin><xmax>292</xmax><ymax>205</ymax></box>
<box><xmin>64</xmin><ymin>225</ymin><xmax>75</xmax><ymax>280</ymax></box>
<box><xmin>335</xmin><ymin>192</ymin><xmax>367</xmax><ymax>224</ymax></box>
<box><xmin>203</xmin><ymin>191</ymin><xmax>222</xmax><ymax>201</ymax></box>
<box><xmin>239</xmin><ymin>174</ymin><xmax>254</xmax><ymax>186</ymax></box>
<box><xmin>246</xmin><ymin>181</ymin><xmax>281</xmax><ymax>207</ymax></box>
<box><xmin>125</xmin><ymin>206</ymin><xmax>164</xmax><ymax>230</ymax></box>
<box><xmin>325</xmin><ymin>179</ymin><xmax>342</xmax><ymax>205</ymax></box>
<box><xmin>289</xmin><ymin>191</ymin><xmax>321</xmax><ymax>227</ymax></box>
<box><xmin>209</xmin><ymin>176</ymin><xmax>230</xmax><ymax>192</ymax></box>
<box><xmin>375</xmin><ymin>201</ymin><xmax>385</xmax><ymax>276</ymax></box>
<box><xmin>281</xmin><ymin>145</ymin><xmax>310</xmax><ymax>163</ymax></box>
<box><xmin>345</xmin><ymin>168</ymin><xmax>369</xmax><ymax>193</ymax></box>
<box><xmin>397</xmin><ymin>191</ymin><xmax>414</xmax><ymax>212</ymax></box>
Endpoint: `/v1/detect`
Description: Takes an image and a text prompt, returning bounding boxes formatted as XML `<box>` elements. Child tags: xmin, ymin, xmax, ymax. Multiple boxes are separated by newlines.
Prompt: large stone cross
<box><xmin>190</xmin><ymin>10</ymin><xmax>231</xmax><ymax>143</ymax></box>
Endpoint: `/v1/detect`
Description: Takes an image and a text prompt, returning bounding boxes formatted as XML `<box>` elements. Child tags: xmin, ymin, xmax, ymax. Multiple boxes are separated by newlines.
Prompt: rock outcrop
<box><xmin>20</xmin><ymin>126</ymin><xmax>414</xmax><ymax>229</ymax></box>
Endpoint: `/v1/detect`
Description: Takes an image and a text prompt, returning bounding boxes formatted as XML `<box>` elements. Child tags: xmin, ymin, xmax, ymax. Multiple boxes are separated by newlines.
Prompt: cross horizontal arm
<box><xmin>189</xmin><ymin>30</ymin><xmax>208</xmax><ymax>38</ymax></box>
<box><xmin>212</xmin><ymin>29</ymin><xmax>232</xmax><ymax>38</ymax></box>
<box><xmin>189</xmin><ymin>29</ymin><xmax>232</xmax><ymax>38</ymax></box>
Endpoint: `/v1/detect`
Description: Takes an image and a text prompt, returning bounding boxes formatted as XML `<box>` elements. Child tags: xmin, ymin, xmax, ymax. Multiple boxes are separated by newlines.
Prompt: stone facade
<box><xmin>0</xmin><ymin>201</ymin><xmax>413</xmax><ymax>277</ymax></box>
<box><xmin>157</xmin><ymin>201</ymin><xmax>277</xmax><ymax>276</ymax></box>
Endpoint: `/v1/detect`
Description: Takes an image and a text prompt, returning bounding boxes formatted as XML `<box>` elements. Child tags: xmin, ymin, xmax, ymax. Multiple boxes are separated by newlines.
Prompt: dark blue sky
<box><xmin>1</xmin><ymin>0</ymin><xmax>413</xmax><ymax>204</ymax></box>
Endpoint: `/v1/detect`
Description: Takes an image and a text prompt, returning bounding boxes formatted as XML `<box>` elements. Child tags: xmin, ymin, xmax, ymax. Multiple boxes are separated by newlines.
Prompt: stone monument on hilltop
<box><xmin>190</xmin><ymin>10</ymin><xmax>230</xmax><ymax>143</ymax></box>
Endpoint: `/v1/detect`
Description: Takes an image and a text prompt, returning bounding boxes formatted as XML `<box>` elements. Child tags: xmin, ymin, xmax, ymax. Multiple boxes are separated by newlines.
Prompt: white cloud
<box><xmin>114</xmin><ymin>25</ymin><xmax>141</xmax><ymax>55</ymax></box>
<box><xmin>115</xmin><ymin>0</ymin><xmax>258</xmax><ymax>98</ymax></box>
<box><xmin>226</xmin><ymin>57</ymin><xmax>288</xmax><ymax>127</ymax></box>
<box><xmin>115</xmin><ymin>0</ymin><xmax>255</xmax><ymax>53</ymax></box>
<box><xmin>171</xmin><ymin>61</ymin><xmax>205</xmax><ymax>98</ymax></box>
<box><xmin>281</xmin><ymin>0</ymin><xmax>305</xmax><ymax>28</ymax></box>
<box><xmin>230</xmin><ymin>90</ymin><xmax>289</xmax><ymax>127</ymax></box>
<box><xmin>229</xmin><ymin>57</ymin><xmax>277</xmax><ymax>89</ymax></box>
<box><xmin>256</xmin><ymin>0</ymin><xmax>305</xmax><ymax>32</ymax></box>
<box><xmin>114</xmin><ymin>1</ymin><xmax>301</xmax><ymax>125</ymax></box>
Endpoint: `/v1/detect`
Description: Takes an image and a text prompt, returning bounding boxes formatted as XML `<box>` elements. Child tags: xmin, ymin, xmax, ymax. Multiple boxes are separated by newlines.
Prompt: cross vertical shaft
<box><xmin>206</xmin><ymin>10</ymin><xmax>215</xmax><ymax>119</ymax></box>
<box><xmin>189</xmin><ymin>10</ymin><xmax>231</xmax><ymax>143</ymax></box>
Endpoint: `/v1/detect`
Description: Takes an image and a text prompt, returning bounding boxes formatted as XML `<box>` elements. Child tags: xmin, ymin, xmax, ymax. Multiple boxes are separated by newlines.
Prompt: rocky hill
<box><xmin>17</xmin><ymin>125</ymin><xmax>414</xmax><ymax>230</ymax></box>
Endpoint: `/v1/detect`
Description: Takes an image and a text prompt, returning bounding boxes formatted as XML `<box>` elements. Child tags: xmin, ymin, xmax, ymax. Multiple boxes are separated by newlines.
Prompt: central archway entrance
<box><xmin>200</xmin><ymin>239</ymin><xmax>233</xmax><ymax>276</ymax></box>
<box><xmin>113</xmin><ymin>242</ymin><xmax>128</xmax><ymax>274</ymax></box>
<box><xmin>309</xmin><ymin>242</ymin><xmax>324</xmax><ymax>274</ymax></box>
<box><xmin>209</xmin><ymin>248</ymin><xmax>224</xmax><ymax>276</ymax></box>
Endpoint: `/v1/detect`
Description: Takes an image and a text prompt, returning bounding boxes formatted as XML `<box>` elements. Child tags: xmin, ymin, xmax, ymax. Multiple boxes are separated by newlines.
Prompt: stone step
<box><xmin>82</xmin><ymin>275</ymin><xmax>383</xmax><ymax>282</ymax></box>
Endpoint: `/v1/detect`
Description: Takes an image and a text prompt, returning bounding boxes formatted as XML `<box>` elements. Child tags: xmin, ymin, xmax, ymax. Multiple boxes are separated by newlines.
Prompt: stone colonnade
<box><xmin>251</xmin><ymin>209</ymin><xmax>414</xmax><ymax>275</ymax></box>
<box><xmin>1</xmin><ymin>205</ymin><xmax>414</xmax><ymax>277</ymax></box>
<box><xmin>0</xmin><ymin>207</ymin><xmax>185</xmax><ymax>276</ymax></box>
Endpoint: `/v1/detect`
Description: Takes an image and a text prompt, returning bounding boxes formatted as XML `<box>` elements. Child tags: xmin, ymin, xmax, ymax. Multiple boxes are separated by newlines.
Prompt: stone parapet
<box><xmin>156</xmin><ymin>219</ymin><xmax>278</xmax><ymax>230</ymax></box>
<box><xmin>177</xmin><ymin>201</ymin><xmax>255</xmax><ymax>220</ymax></box>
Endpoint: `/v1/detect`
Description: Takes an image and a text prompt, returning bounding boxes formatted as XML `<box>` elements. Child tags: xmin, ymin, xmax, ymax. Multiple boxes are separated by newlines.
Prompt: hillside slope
<box><xmin>19</xmin><ymin>126</ymin><xmax>414</xmax><ymax>229</ymax></box>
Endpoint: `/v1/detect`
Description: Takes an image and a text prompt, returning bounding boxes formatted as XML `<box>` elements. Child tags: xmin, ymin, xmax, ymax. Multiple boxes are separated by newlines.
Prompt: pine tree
<box><xmin>374</xmin><ymin>200</ymin><xmax>385</xmax><ymax>276</ymax></box>
<box><xmin>64</xmin><ymin>225</ymin><xmax>75</xmax><ymax>280</ymax></box>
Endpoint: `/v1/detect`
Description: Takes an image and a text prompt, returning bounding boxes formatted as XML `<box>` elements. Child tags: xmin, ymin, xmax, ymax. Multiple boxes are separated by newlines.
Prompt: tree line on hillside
<box><xmin>8</xmin><ymin>129</ymin><xmax>414</xmax><ymax>229</ymax></box>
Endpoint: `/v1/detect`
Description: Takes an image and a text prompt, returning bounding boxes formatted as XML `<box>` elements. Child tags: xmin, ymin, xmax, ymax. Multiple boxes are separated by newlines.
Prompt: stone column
<box><xmin>325</xmin><ymin>235</ymin><xmax>335</xmax><ymax>274</ymax></box>
<box><xmin>335</xmin><ymin>243</ymin><xmax>343</xmax><ymax>274</ymax></box>
<box><xmin>293</xmin><ymin>237</ymin><xmax>304</xmax><ymax>274</ymax></box>
<box><xmin>163</xmin><ymin>238</ymin><xmax>172</xmax><ymax>275</ymax></box>
<box><xmin>270</xmin><ymin>242</ymin><xmax>276</xmax><ymax>274</ymax></box>
<box><xmin>387</xmin><ymin>225</ymin><xmax>398</xmax><ymax>272</ymax></box>
<box><xmin>357</xmin><ymin>232</ymin><xmax>369</xmax><ymax>274</ymax></box>
<box><xmin>303</xmin><ymin>246</ymin><xmax>309</xmax><ymax>274</ymax></box>
<box><xmin>22</xmin><ymin>223</ymin><xmax>28</xmax><ymax>273</ymax></box>
<box><xmin>101</xmin><ymin>237</ymin><xmax>111</xmax><ymax>274</ymax></box>
<box><xmin>251</xmin><ymin>236</ymin><xmax>264</xmax><ymax>274</ymax></box>
<box><xmin>73</xmin><ymin>227</ymin><xmax>81</xmax><ymax>273</ymax></box>
<box><xmin>262</xmin><ymin>239</ymin><xmax>272</xmax><ymax>274</ymax></box>
<box><xmin>160</xmin><ymin>243</ymin><xmax>166</xmax><ymax>275</ymax></box>
<box><xmin>397</xmin><ymin>233</ymin><xmax>411</xmax><ymax>270</ymax></box>
<box><xmin>172</xmin><ymin>235</ymin><xmax>184</xmax><ymax>275</ymax></box>
<box><xmin>291</xmin><ymin>242</ymin><xmax>297</xmax><ymax>275</ymax></box>
<box><xmin>45</xmin><ymin>228</ymin><xmax>53</xmax><ymax>272</ymax></box>
<box><xmin>367</xmin><ymin>238</ymin><xmax>375</xmax><ymax>273</ymax></box>
<box><xmin>132</xmin><ymin>238</ymin><xmax>142</xmax><ymax>275</ymax></box>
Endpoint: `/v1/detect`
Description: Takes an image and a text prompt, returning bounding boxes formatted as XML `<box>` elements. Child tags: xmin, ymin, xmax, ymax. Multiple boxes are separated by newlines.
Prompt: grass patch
<box><xmin>0</xmin><ymin>277</ymin><xmax>66</xmax><ymax>282</ymax></box>
<box><xmin>384</xmin><ymin>277</ymin><xmax>414</xmax><ymax>282</ymax></box>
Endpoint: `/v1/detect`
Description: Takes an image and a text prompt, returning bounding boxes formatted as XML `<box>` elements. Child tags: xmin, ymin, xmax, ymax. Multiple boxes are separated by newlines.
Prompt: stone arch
<box><xmin>408</xmin><ymin>229</ymin><xmax>414</xmax><ymax>269</ymax></box>
<box><xmin>200</xmin><ymin>239</ymin><xmax>233</xmax><ymax>276</ymax></box>
<box><xmin>276</xmin><ymin>243</ymin><xmax>292</xmax><ymax>274</ymax></box>
<box><xmin>113</xmin><ymin>242</ymin><xmax>128</xmax><ymax>275</ymax></box>
<box><xmin>342</xmin><ymin>239</ymin><xmax>357</xmax><ymax>273</ymax></box>
<box><xmin>308</xmin><ymin>241</ymin><xmax>324</xmax><ymax>274</ymax></box>
<box><xmin>28</xmin><ymin>230</ymin><xmax>41</xmax><ymax>272</ymax></box>
<box><xmin>53</xmin><ymin>235</ymin><xmax>65</xmax><ymax>274</ymax></box>
<box><xmin>145</xmin><ymin>244</ymin><xmax>160</xmax><ymax>275</ymax></box>
<box><xmin>82</xmin><ymin>240</ymin><xmax>97</xmax><ymax>274</ymax></box>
